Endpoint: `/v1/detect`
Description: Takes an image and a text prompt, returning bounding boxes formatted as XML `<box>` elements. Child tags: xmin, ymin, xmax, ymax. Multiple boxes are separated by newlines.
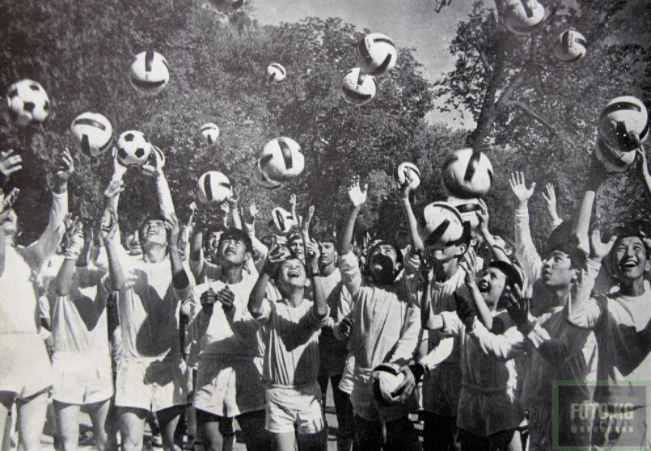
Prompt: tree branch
<box><xmin>506</xmin><ymin>100</ymin><xmax>578</xmax><ymax>151</ymax></box>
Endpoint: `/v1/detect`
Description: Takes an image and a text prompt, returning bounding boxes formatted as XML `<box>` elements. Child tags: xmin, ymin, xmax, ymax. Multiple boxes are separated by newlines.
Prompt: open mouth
<box><xmin>477</xmin><ymin>280</ymin><xmax>490</xmax><ymax>292</ymax></box>
<box><xmin>620</xmin><ymin>259</ymin><xmax>638</xmax><ymax>269</ymax></box>
<box><xmin>287</xmin><ymin>270</ymin><xmax>300</xmax><ymax>278</ymax></box>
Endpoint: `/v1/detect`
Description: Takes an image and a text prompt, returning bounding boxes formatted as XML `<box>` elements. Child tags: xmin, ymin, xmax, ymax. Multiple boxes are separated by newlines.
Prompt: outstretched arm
<box><xmin>0</xmin><ymin>150</ymin><xmax>23</xmax><ymax>188</ymax></box>
<box><xmin>638</xmin><ymin>148</ymin><xmax>651</xmax><ymax>198</ymax></box>
<box><xmin>50</xmin><ymin>216</ymin><xmax>84</xmax><ymax>297</ymax></box>
<box><xmin>476</xmin><ymin>199</ymin><xmax>509</xmax><ymax>264</ymax></box>
<box><xmin>542</xmin><ymin>184</ymin><xmax>563</xmax><ymax>228</ymax></box>
<box><xmin>337</xmin><ymin>177</ymin><xmax>367</xmax><ymax>257</ymax></box>
<box><xmin>165</xmin><ymin>212</ymin><xmax>192</xmax><ymax>299</ymax></box>
<box><xmin>398</xmin><ymin>174</ymin><xmax>424</xmax><ymax>253</ymax></box>
<box><xmin>249</xmin><ymin>244</ymin><xmax>286</xmax><ymax>317</ymax></box>
<box><xmin>459</xmin><ymin>249</ymin><xmax>493</xmax><ymax>330</ymax></box>
<box><xmin>509</xmin><ymin>171</ymin><xmax>541</xmax><ymax>282</ymax></box>
<box><xmin>102</xmin><ymin>209</ymin><xmax>126</xmax><ymax>293</ymax></box>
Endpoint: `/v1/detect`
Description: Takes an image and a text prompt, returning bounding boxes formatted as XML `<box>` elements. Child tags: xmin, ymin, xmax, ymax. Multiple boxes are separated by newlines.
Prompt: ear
<box><xmin>570</xmin><ymin>267</ymin><xmax>580</xmax><ymax>283</ymax></box>
<box><xmin>244</xmin><ymin>252</ymin><xmax>251</xmax><ymax>263</ymax></box>
<box><xmin>454</xmin><ymin>243</ymin><xmax>468</xmax><ymax>258</ymax></box>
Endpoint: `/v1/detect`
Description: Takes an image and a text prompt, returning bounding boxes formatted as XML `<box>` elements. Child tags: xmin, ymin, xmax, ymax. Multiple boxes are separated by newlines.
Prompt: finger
<box><xmin>361</xmin><ymin>183</ymin><xmax>368</xmax><ymax>194</ymax></box>
<box><xmin>7</xmin><ymin>165</ymin><xmax>22</xmax><ymax>175</ymax></box>
<box><xmin>530</xmin><ymin>182</ymin><xmax>536</xmax><ymax>192</ymax></box>
<box><xmin>1</xmin><ymin>149</ymin><xmax>14</xmax><ymax>158</ymax></box>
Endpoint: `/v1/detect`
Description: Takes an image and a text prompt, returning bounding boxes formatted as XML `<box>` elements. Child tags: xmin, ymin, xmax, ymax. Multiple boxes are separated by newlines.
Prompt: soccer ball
<box><xmin>553</xmin><ymin>30</ymin><xmax>587</xmax><ymax>63</ymax></box>
<box><xmin>504</xmin><ymin>0</ymin><xmax>545</xmax><ymax>35</ymax></box>
<box><xmin>272</xmin><ymin>207</ymin><xmax>294</xmax><ymax>235</ymax></box>
<box><xmin>598</xmin><ymin>96</ymin><xmax>649</xmax><ymax>152</ymax></box>
<box><xmin>209</xmin><ymin>0</ymin><xmax>245</xmax><ymax>12</ymax></box>
<box><xmin>446</xmin><ymin>196</ymin><xmax>482</xmax><ymax>229</ymax></box>
<box><xmin>253</xmin><ymin>161</ymin><xmax>283</xmax><ymax>190</ymax></box>
<box><xmin>129</xmin><ymin>51</ymin><xmax>170</xmax><ymax>95</ymax></box>
<box><xmin>371</xmin><ymin>363</ymin><xmax>405</xmax><ymax>406</ymax></box>
<box><xmin>357</xmin><ymin>33</ymin><xmax>398</xmax><ymax>77</ymax></box>
<box><xmin>6</xmin><ymin>79</ymin><xmax>50</xmax><ymax>126</ymax></box>
<box><xmin>116</xmin><ymin>131</ymin><xmax>153</xmax><ymax>167</ymax></box>
<box><xmin>442</xmin><ymin>148</ymin><xmax>494</xmax><ymax>199</ymax></box>
<box><xmin>394</xmin><ymin>162</ymin><xmax>421</xmax><ymax>190</ymax></box>
<box><xmin>418</xmin><ymin>202</ymin><xmax>465</xmax><ymax>247</ymax></box>
<box><xmin>341</xmin><ymin>68</ymin><xmax>377</xmax><ymax>106</ymax></box>
<box><xmin>594</xmin><ymin>136</ymin><xmax>637</xmax><ymax>173</ymax></box>
<box><xmin>200</xmin><ymin>123</ymin><xmax>220</xmax><ymax>144</ymax></box>
<box><xmin>266</xmin><ymin>63</ymin><xmax>286</xmax><ymax>83</ymax></box>
<box><xmin>195</xmin><ymin>171</ymin><xmax>233</xmax><ymax>205</ymax></box>
<box><xmin>70</xmin><ymin>112</ymin><xmax>113</xmax><ymax>158</ymax></box>
<box><xmin>259</xmin><ymin>137</ymin><xmax>304</xmax><ymax>182</ymax></box>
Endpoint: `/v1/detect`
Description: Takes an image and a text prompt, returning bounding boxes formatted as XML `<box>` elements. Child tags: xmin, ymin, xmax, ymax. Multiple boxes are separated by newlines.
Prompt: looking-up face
<box><xmin>611</xmin><ymin>236</ymin><xmax>650</xmax><ymax>282</ymax></box>
<box><xmin>541</xmin><ymin>250</ymin><xmax>576</xmax><ymax>288</ymax></box>
<box><xmin>368</xmin><ymin>243</ymin><xmax>401</xmax><ymax>285</ymax></box>
<box><xmin>424</xmin><ymin>240</ymin><xmax>466</xmax><ymax>264</ymax></box>
<box><xmin>277</xmin><ymin>257</ymin><xmax>307</xmax><ymax>289</ymax></box>
<box><xmin>218</xmin><ymin>236</ymin><xmax>249</xmax><ymax>267</ymax></box>
<box><xmin>141</xmin><ymin>219</ymin><xmax>167</xmax><ymax>247</ymax></box>
<box><xmin>477</xmin><ymin>267</ymin><xmax>507</xmax><ymax>307</ymax></box>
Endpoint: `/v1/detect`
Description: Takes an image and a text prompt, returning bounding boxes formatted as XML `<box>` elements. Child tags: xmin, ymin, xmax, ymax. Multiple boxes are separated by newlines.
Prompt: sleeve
<box><xmin>23</xmin><ymin>191</ymin><xmax>68</xmax><ymax>273</ymax></box>
<box><xmin>419</xmin><ymin>336</ymin><xmax>455</xmax><ymax>371</ymax></box>
<box><xmin>225</xmin><ymin>297</ymin><xmax>263</xmax><ymax>343</ymax></box>
<box><xmin>336</xmin><ymin>284</ymin><xmax>353</xmax><ymax>324</ymax></box>
<box><xmin>566</xmin><ymin>258</ymin><xmax>604</xmax><ymax>329</ymax></box>
<box><xmin>513</xmin><ymin>203</ymin><xmax>542</xmax><ymax>284</ymax></box>
<box><xmin>468</xmin><ymin>319</ymin><xmax>527</xmax><ymax>361</ymax></box>
<box><xmin>252</xmin><ymin>298</ymin><xmax>274</xmax><ymax>325</ymax></box>
<box><xmin>174</xmin><ymin>260</ymin><xmax>195</xmax><ymax>303</ymax></box>
<box><xmin>526</xmin><ymin>320</ymin><xmax>595</xmax><ymax>366</ymax></box>
<box><xmin>156</xmin><ymin>172</ymin><xmax>175</xmax><ymax>218</ymax></box>
<box><xmin>338</xmin><ymin>251</ymin><xmax>362</xmax><ymax>299</ymax></box>
<box><xmin>402</xmin><ymin>246</ymin><xmax>421</xmax><ymax>306</ymax></box>
<box><xmin>251</xmin><ymin>236</ymin><xmax>268</xmax><ymax>274</ymax></box>
<box><xmin>189</xmin><ymin>249</ymin><xmax>205</xmax><ymax>283</ymax></box>
<box><xmin>387</xmin><ymin>305</ymin><xmax>422</xmax><ymax>366</ymax></box>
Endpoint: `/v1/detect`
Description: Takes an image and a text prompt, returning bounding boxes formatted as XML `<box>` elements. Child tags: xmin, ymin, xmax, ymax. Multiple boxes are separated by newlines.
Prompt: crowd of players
<box><xmin>1</xmin><ymin>144</ymin><xmax>651</xmax><ymax>451</ymax></box>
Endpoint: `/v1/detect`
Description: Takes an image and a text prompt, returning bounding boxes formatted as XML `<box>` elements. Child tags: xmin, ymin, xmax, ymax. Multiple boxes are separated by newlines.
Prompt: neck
<box><xmin>285</xmin><ymin>289</ymin><xmax>305</xmax><ymax>307</ymax></box>
<box><xmin>619</xmin><ymin>277</ymin><xmax>646</xmax><ymax>297</ymax></box>
<box><xmin>551</xmin><ymin>284</ymin><xmax>572</xmax><ymax>308</ymax></box>
<box><xmin>220</xmin><ymin>264</ymin><xmax>244</xmax><ymax>285</ymax></box>
<box><xmin>143</xmin><ymin>243</ymin><xmax>167</xmax><ymax>263</ymax></box>
<box><xmin>319</xmin><ymin>262</ymin><xmax>336</xmax><ymax>277</ymax></box>
<box><xmin>434</xmin><ymin>258</ymin><xmax>459</xmax><ymax>283</ymax></box>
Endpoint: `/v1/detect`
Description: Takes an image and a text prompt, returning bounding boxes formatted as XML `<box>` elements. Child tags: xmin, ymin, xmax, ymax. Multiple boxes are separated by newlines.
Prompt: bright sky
<box><xmin>250</xmin><ymin>0</ymin><xmax>481</xmax><ymax>128</ymax></box>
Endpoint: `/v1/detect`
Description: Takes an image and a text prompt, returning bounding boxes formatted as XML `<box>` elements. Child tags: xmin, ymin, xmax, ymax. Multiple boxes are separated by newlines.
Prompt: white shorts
<box><xmin>193</xmin><ymin>356</ymin><xmax>265</xmax><ymax>418</ymax></box>
<box><xmin>0</xmin><ymin>333</ymin><xmax>52</xmax><ymax>398</ymax></box>
<box><xmin>265</xmin><ymin>382</ymin><xmax>324</xmax><ymax>435</ymax></box>
<box><xmin>115</xmin><ymin>357</ymin><xmax>187</xmax><ymax>412</ymax></box>
<box><xmin>51</xmin><ymin>351</ymin><xmax>114</xmax><ymax>405</ymax></box>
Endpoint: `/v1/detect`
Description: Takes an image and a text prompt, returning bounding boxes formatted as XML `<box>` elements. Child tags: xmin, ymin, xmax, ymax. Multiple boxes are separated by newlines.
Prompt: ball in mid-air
<box><xmin>266</xmin><ymin>63</ymin><xmax>286</xmax><ymax>83</ymax></box>
<box><xmin>253</xmin><ymin>161</ymin><xmax>283</xmax><ymax>190</ymax></box>
<box><xmin>418</xmin><ymin>202</ymin><xmax>465</xmax><ymax>248</ymax></box>
<box><xmin>116</xmin><ymin>131</ymin><xmax>152</xmax><ymax>167</ymax></box>
<box><xmin>209</xmin><ymin>0</ymin><xmax>245</xmax><ymax>13</ymax></box>
<box><xmin>394</xmin><ymin>162</ymin><xmax>421</xmax><ymax>190</ymax></box>
<box><xmin>341</xmin><ymin>68</ymin><xmax>377</xmax><ymax>106</ymax></box>
<box><xmin>259</xmin><ymin>137</ymin><xmax>304</xmax><ymax>182</ymax></box>
<box><xmin>195</xmin><ymin>171</ymin><xmax>233</xmax><ymax>205</ymax></box>
<box><xmin>6</xmin><ymin>79</ymin><xmax>50</xmax><ymax>126</ymax></box>
<box><xmin>200</xmin><ymin>123</ymin><xmax>220</xmax><ymax>145</ymax></box>
<box><xmin>70</xmin><ymin>112</ymin><xmax>113</xmax><ymax>158</ymax></box>
<box><xmin>598</xmin><ymin>95</ymin><xmax>649</xmax><ymax>152</ymax></box>
<box><xmin>357</xmin><ymin>33</ymin><xmax>398</xmax><ymax>77</ymax></box>
<box><xmin>553</xmin><ymin>30</ymin><xmax>587</xmax><ymax>63</ymax></box>
<box><xmin>594</xmin><ymin>136</ymin><xmax>636</xmax><ymax>173</ymax></box>
<box><xmin>504</xmin><ymin>0</ymin><xmax>545</xmax><ymax>35</ymax></box>
<box><xmin>129</xmin><ymin>51</ymin><xmax>170</xmax><ymax>95</ymax></box>
<box><xmin>446</xmin><ymin>196</ymin><xmax>482</xmax><ymax>230</ymax></box>
<box><xmin>272</xmin><ymin>207</ymin><xmax>294</xmax><ymax>235</ymax></box>
<box><xmin>442</xmin><ymin>148</ymin><xmax>494</xmax><ymax>199</ymax></box>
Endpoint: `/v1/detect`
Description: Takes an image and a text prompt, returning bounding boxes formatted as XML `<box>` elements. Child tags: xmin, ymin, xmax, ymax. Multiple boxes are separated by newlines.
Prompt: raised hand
<box><xmin>639</xmin><ymin>147</ymin><xmax>651</xmax><ymax>184</ymax></box>
<box><xmin>0</xmin><ymin>150</ymin><xmax>23</xmax><ymax>179</ymax></box>
<box><xmin>459</xmin><ymin>248</ymin><xmax>478</xmax><ymax>288</ymax></box>
<box><xmin>476</xmin><ymin>198</ymin><xmax>489</xmax><ymax>233</ymax></box>
<box><xmin>64</xmin><ymin>215</ymin><xmax>85</xmax><ymax>255</ymax></box>
<box><xmin>348</xmin><ymin>176</ymin><xmax>368</xmax><ymax>208</ymax></box>
<box><xmin>504</xmin><ymin>281</ymin><xmax>532</xmax><ymax>328</ymax></box>
<box><xmin>589</xmin><ymin>227</ymin><xmax>617</xmax><ymax>263</ymax></box>
<box><xmin>262</xmin><ymin>240</ymin><xmax>290</xmax><ymax>275</ymax></box>
<box><xmin>301</xmin><ymin>205</ymin><xmax>315</xmax><ymax>236</ymax></box>
<box><xmin>51</xmin><ymin>148</ymin><xmax>75</xmax><ymax>193</ymax></box>
<box><xmin>100</xmin><ymin>209</ymin><xmax>119</xmax><ymax>243</ymax></box>
<box><xmin>509</xmin><ymin>171</ymin><xmax>535</xmax><ymax>203</ymax></box>
<box><xmin>289</xmin><ymin>193</ymin><xmax>297</xmax><ymax>209</ymax></box>
<box><xmin>164</xmin><ymin>212</ymin><xmax>180</xmax><ymax>247</ymax></box>
<box><xmin>541</xmin><ymin>183</ymin><xmax>561</xmax><ymax>225</ymax></box>
<box><xmin>110</xmin><ymin>147</ymin><xmax>128</xmax><ymax>181</ymax></box>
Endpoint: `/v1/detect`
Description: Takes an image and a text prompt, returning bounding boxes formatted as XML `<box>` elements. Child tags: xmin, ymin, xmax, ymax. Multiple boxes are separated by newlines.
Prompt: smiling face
<box><xmin>611</xmin><ymin>236</ymin><xmax>650</xmax><ymax>282</ymax></box>
<box><xmin>0</xmin><ymin>209</ymin><xmax>18</xmax><ymax>237</ymax></box>
<box><xmin>541</xmin><ymin>250</ymin><xmax>577</xmax><ymax>288</ymax></box>
<box><xmin>277</xmin><ymin>257</ymin><xmax>307</xmax><ymax>290</ymax></box>
<box><xmin>288</xmin><ymin>236</ymin><xmax>304</xmax><ymax>261</ymax></box>
<box><xmin>477</xmin><ymin>267</ymin><xmax>507</xmax><ymax>307</ymax></box>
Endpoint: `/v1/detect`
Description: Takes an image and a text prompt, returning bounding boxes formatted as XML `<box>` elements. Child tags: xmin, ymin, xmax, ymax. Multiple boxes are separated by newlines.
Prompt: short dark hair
<box><xmin>542</xmin><ymin>221</ymin><xmax>585</xmax><ymax>267</ymax></box>
<box><xmin>314</xmin><ymin>233</ymin><xmax>336</xmax><ymax>245</ymax></box>
<box><xmin>139</xmin><ymin>212</ymin><xmax>168</xmax><ymax>240</ymax></box>
<box><xmin>366</xmin><ymin>241</ymin><xmax>404</xmax><ymax>269</ymax></box>
<box><xmin>610</xmin><ymin>226</ymin><xmax>650</xmax><ymax>258</ymax></box>
<box><xmin>287</xmin><ymin>232</ymin><xmax>303</xmax><ymax>244</ymax></box>
<box><xmin>488</xmin><ymin>260</ymin><xmax>523</xmax><ymax>289</ymax></box>
<box><xmin>218</xmin><ymin>228</ymin><xmax>253</xmax><ymax>254</ymax></box>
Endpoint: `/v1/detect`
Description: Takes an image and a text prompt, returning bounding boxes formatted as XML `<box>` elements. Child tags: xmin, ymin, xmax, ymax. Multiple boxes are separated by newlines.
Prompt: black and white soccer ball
<box><xmin>553</xmin><ymin>30</ymin><xmax>587</xmax><ymax>63</ymax></box>
<box><xmin>6</xmin><ymin>79</ymin><xmax>50</xmax><ymax>126</ymax></box>
<box><xmin>200</xmin><ymin>123</ymin><xmax>220</xmax><ymax>145</ymax></box>
<box><xmin>341</xmin><ymin>68</ymin><xmax>377</xmax><ymax>106</ymax></box>
<box><xmin>259</xmin><ymin>137</ymin><xmax>304</xmax><ymax>182</ymax></box>
<box><xmin>446</xmin><ymin>196</ymin><xmax>482</xmax><ymax>229</ymax></box>
<box><xmin>371</xmin><ymin>363</ymin><xmax>405</xmax><ymax>406</ymax></box>
<box><xmin>357</xmin><ymin>33</ymin><xmax>398</xmax><ymax>77</ymax></box>
<box><xmin>129</xmin><ymin>51</ymin><xmax>170</xmax><ymax>96</ymax></box>
<box><xmin>594</xmin><ymin>136</ymin><xmax>637</xmax><ymax>173</ymax></box>
<box><xmin>253</xmin><ymin>161</ymin><xmax>283</xmax><ymax>190</ymax></box>
<box><xmin>394</xmin><ymin>162</ymin><xmax>421</xmax><ymax>190</ymax></box>
<box><xmin>504</xmin><ymin>0</ymin><xmax>545</xmax><ymax>35</ymax></box>
<box><xmin>598</xmin><ymin>96</ymin><xmax>649</xmax><ymax>152</ymax></box>
<box><xmin>195</xmin><ymin>171</ymin><xmax>233</xmax><ymax>205</ymax></box>
<box><xmin>442</xmin><ymin>148</ymin><xmax>494</xmax><ymax>199</ymax></box>
<box><xmin>272</xmin><ymin>207</ymin><xmax>294</xmax><ymax>235</ymax></box>
<box><xmin>418</xmin><ymin>202</ymin><xmax>465</xmax><ymax>248</ymax></box>
<box><xmin>116</xmin><ymin>131</ymin><xmax>152</xmax><ymax>167</ymax></box>
<box><xmin>70</xmin><ymin>112</ymin><xmax>113</xmax><ymax>158</ymax></box>
<box><xmin>266</xmin><ymin>63</ymin><xmax>287</xmax><ymax>83</ymax></box>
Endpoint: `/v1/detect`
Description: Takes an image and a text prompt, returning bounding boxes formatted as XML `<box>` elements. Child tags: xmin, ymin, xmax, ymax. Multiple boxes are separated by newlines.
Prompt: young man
<box><xmin>248</xmin><ymin>245</ymin><xmax>329</xmax><ymax>451</ymax></box>
<box><xmin>105</xmin><ymin>150</ymin><xmax>193</xmax><ymax>451</ymax></box>
<box><xmin>0</xmin><ymin>149</ymin><xmax>73</xmax><ymax>451</ymax></box>
<box><xmin>568</xmin><ymin>224</ymin><xmax>651</xmax><ymax>449</ymax></box>
<box><xmin>45</xmin><ymin>184</ymin><xmax>123</xmax><ymax>451</ymax></box>
<box><xmin>188</xmin><ymin>228</ymin><xmax>267</xmax><ymax>451</ymax></box>
<box><xmin>337</xmin><ymin>178</ymin><xmax>421</xmax><ymax>451</ymax></box>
